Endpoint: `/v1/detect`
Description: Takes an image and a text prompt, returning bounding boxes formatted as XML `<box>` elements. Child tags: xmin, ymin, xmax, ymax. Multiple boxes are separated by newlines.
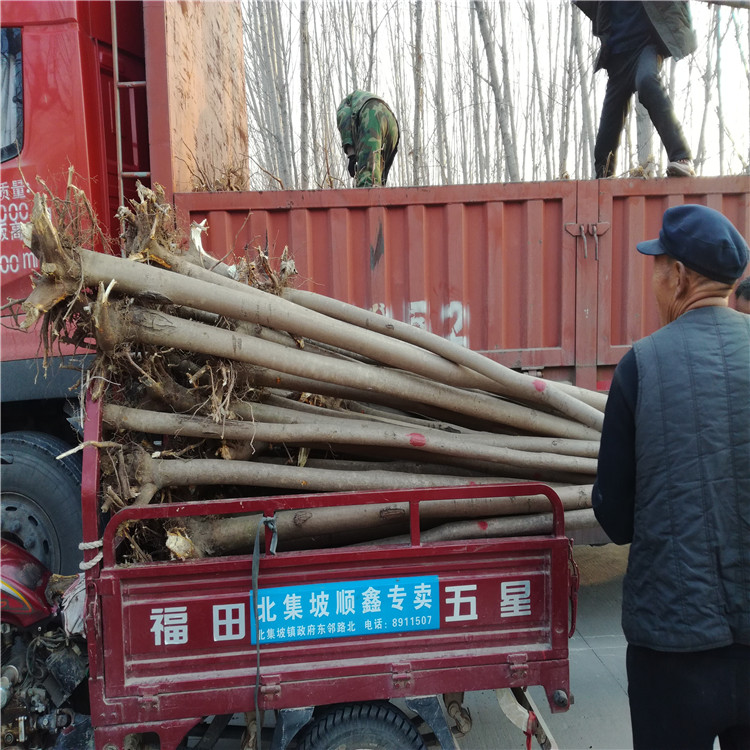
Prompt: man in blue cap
<box><xmin>593</xmin><ymin>204</ymin><xmax>750</xmax><ymax>749</ymax></box>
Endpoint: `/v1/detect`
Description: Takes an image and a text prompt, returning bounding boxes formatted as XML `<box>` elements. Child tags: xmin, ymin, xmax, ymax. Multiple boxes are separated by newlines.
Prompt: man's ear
<box><xmin>674</xmin><ymin>260</ymin><xmax>691</xmax><ymax>297</ymax></box>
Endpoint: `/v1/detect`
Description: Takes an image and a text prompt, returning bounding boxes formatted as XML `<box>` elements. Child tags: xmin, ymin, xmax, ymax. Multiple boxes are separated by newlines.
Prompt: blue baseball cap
<box><xmin>637</xmin><ymin>204</ymin><xmax>749</xmax><ymax>284</ymax></box>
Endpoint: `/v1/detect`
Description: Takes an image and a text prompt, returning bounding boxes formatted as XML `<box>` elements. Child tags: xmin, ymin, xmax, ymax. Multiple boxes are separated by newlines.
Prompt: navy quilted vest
<box><xmin>627</xmin><ymin>306</ymin><xmax>750</xmax><ymax>651</ymax></box>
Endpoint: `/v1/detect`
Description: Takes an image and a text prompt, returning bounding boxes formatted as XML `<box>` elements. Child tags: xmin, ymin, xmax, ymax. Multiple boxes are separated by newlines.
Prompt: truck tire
<box><xmin>298</xmin><ymin>702</ymin><xmax>427</xmax><ymax>750</ymax></box>
<box><xmin>1</xmin><ymin>431</ymin><xmax>83</xmax><ymax>574</ymax></box>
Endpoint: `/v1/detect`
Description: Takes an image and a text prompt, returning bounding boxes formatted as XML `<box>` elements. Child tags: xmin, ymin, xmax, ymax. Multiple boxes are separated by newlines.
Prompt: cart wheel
<box><xmin>1</xmin><ymin>431</ymin><xmax>83</xmax><ymax>574</ymax></box>
<box><xmin>298</xmin><ymin>702</ymin><xmax>427</xmax><ymax>750</ymax></box>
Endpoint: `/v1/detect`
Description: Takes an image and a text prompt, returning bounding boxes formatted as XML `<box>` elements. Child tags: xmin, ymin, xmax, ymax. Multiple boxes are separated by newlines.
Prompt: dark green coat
<box><xmin>574</xmin><ymin>1</ymin><xmax>697</xmax><ymax>70</ymax></box>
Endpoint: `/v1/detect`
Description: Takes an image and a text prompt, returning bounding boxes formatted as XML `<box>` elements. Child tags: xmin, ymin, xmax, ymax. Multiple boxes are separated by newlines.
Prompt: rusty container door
<box><xmin>175</xmin><ymin>181</ymin><xmax>579</xmax><ymax>380</ymax></box>
<box><xmin>589</xmin><ymin>176</ymin><xmax>750</xmax><ymax>388</ymax></box>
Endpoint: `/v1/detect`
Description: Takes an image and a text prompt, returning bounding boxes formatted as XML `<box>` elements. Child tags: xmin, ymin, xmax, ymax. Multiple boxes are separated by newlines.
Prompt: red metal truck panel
<box><xmin>175</xmin><ymin>176</ymin><xmax>749</xmax><ymax>390</ymax></box>
<box><xmin>95</xmin><ymin>538</ymin><xmax>568</xmax><ymax>705</ymax></box>
<box><xmin>176</xmin><ymin>182</ymin><xmax>579</xmax><ymax>373</ymax></box>
<box><xmin>594</xmin><ymin>177</ymin><xmax>750</xmax><ymax>369</ymax></box>
<box><xmin>1</xmin><ymin>5</ymin><xmax>91</xmax><ymax>302</ymax></box>
<box><xmin>88</xmin><ymin>499</ymin><xmax>572</xmax><ymax>748</ymax></box>
<box><xmin>1</xmin><ymin>0</ymin><xmax>147</xmax><ymax>364</ymax></box>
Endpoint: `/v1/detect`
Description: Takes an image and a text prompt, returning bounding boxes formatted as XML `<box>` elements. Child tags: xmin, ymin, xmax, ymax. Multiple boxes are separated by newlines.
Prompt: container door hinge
<box><xmin>508</xmin><ymin>653</ymin><xmax>529</xmax><ymax>680</ymax></box>
<box><xmin>140</xmin><ymin>693</ymin><xmax>159</xmax><ymax>711</ymax></box>
<box><xmin>588</xmin><ymin>222</ymin><xmax>610</xmax><ymax>261</ymax></box>
<box><xmin>391</xmin><ymin>662</ymin><xmax>412</xmax><ymax>687</ymax></box>
<box><xmin>260</xmin><ymin>675</ymin><xmax>282</xmax><ymax>699</ymax></box>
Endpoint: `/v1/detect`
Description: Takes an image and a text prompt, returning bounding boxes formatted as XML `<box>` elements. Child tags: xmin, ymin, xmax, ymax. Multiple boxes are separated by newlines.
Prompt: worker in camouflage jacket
<box><xmin>336</xmin><ymin>91</ymin><xmax>399</xmax><ymax>187</ymax></box>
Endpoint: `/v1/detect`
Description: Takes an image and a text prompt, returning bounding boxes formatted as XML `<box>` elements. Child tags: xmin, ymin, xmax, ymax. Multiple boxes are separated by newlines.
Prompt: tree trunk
<box><xmin>300</xmin><ymin>0</ymin><xmax>310</xmax><ymax>189</ymax></box>
<box><xmin>559</xmin><ymin>8</ymin><xmax>574</xmax><ymax>178</ymax></box>
<box><xmin>715</xmin><ymin>6</ymin><xmax>725</xmax><ymax>174</ymax></box>
<box><xmin>526</xmin><ymin>1</ymin><xmax>552</xmax><ymax>180</ymax></box>
<box><xmin>571</xmin><ymin>8</ymin><xmax>595</xmax><ymax>178</ymax></box>
<box><xmin>635</xmin><ymin>102</ymin><xmax>652</xmax><ymax>172</ymax></box>
<box><xmin>694</xmin><ymin>10</ymin><xmax>716</xmax><ymax>172</ymax></box>
<box><xmin>497</xmin><ymin>2</ymin><xmax>519</xmax><ymax>179</ymax></box>
<box><xmin>470</xmin><ymin>11</ymin><xmax>487</xmax><ymax>183</ymax></box>
<box><xmin>473</xmin><ymin>1</ymin><xmax>520</xmax><ymax>182</ymax></box>
<box><xmin>434</xmin><ymin>2</ymin><xmax>452</xmax><ymax>184</ymax></box>
<box><xmin>412</xmin><ymin>0</ymin><xmax>425</xmax><ymax>185</ymax></box>
<box><xmin>453</xmin><ymin>3</ymin><xmax>469</xmax><ymax>184</ymax></box>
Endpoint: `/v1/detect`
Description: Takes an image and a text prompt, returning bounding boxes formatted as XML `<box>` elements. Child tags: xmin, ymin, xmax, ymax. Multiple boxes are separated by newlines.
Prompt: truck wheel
<box><xmin>298</xmin><ymin>702</ymin><xmax>427</xmax><ymax>750</ymax></box>
<box><xmin>1</xmin><ymin>431</ymin><xmax>83</xmax><ymax>574</ymax></box>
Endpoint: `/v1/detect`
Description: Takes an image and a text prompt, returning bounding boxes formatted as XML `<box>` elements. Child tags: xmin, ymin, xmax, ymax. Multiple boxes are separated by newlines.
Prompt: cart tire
<box><xmin>298</xmin><ymin>702</ymin><xmax>427</xmax><ymax>750</ymax></box>
<box><xmin>1</xmin><ymin>431</ymin><xmax>83</xmax><ymax>574</ymax></box>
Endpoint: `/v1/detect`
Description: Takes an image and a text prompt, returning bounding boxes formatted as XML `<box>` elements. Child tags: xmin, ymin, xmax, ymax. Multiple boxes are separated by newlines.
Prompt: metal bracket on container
<box><xmin>508</xmin><ymin>653</ymin><xmax>529</xmax><ymax>680</ymax></box>
<box><xmin>588</xmin><ymin>222</ymin><xmax>610</xmax><ymax>260</ymax></box>
<box><xmin>391</xmin><ymin>662</ymin><xmax>413</xmax><ymax>687</ymax></box>
<box><xmin>564</xmin><ymin>222</ymin><xmax>609</xmax><ymax>260</ymax></box>
<box><xmin>564</xmin><ymin>223</ymin><xmax>588</xmax><ymax>258</ymax></box>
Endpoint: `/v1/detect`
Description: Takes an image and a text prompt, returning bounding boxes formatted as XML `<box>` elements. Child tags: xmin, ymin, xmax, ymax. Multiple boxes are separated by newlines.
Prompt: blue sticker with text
<box><xmin>249</xmin><ymin>575</ymin><xmax>439</xmax><ymax>644</ymax></box>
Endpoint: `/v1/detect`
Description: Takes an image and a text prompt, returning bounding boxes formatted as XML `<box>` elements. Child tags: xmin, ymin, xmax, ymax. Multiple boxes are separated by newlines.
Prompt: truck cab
<box><xmin>0</xmin><ymin>0</ymin><xmax>247</xmax><ymax>574</ymax></box>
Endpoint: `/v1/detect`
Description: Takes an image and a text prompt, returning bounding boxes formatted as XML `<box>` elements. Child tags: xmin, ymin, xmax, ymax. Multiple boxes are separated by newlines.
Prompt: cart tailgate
<box><xmin>90</xmin><ymin>485</ymin><xmax>573</xmax><ymax>725</ymax></box>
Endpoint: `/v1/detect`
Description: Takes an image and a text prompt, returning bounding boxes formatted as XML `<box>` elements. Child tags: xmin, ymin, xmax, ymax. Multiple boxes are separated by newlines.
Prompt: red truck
<box><xmin>1</xmin><ymin>0</ymin><xmax>748</xmax><ymax>577</ymax></box>
<box><xmin>1</xmin><ymin>0</ymin><xmax>247</xmax><ymax>576</ymax></box>
<box><xmin>0</xmin><ymin>1</ymin><xmax>747</xmax><ymax>746</ymax></box>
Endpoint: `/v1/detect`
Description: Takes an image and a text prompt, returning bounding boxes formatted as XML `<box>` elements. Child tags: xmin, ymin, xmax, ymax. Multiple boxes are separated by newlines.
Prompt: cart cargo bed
<box><xmin>81</xmin><ymin>400</ymin><xmax>577</xmax><ymax>749</ymax></box>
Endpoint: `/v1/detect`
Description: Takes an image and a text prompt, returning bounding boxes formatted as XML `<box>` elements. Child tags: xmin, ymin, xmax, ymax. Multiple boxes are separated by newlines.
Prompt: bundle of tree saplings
<box><xmin>18</xmin><ymin>181</ymin><xmax>606</xmax><ymax>562</ymax></box>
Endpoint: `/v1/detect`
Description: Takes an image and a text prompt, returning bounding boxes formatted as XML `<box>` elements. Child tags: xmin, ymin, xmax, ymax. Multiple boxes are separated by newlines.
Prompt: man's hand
<box><xmin>348</xmin><ymin>154</ymin><xmax>357</xmax><ymax>177</ymax></box>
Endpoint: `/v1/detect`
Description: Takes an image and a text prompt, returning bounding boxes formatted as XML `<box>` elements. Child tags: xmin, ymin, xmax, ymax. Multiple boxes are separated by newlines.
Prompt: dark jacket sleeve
<box><xmin>572</xmin><ymin>0</ymin><xmax>598</xmax><ymax>24</ymax></box>
<box><xmin>592</xmin><ymin>349</ymin><xmax>638</xmax><ymax>544</ymax></box>
<box><xmin>572</xmin><ymin>1</ymin><xmax>610</xmax><ymax>71</ymax></box>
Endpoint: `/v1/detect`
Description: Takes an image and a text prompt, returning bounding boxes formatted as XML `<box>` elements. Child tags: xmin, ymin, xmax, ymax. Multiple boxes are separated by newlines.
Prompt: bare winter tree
<box><xmin>558</xmin><ymin>8</ymin><xmax>575</xmax><ymax>179</ymax></box>
<box><xmin>472</xmin><ymin>1</ymin><xmax>520</xmax><ymax>181</ymax></box>
<box><xmin>241</xmin><ymin>0</ymin><xmax>749</xmax><ymax>188</ymax></box>
<box><xmin>694</xmin><ymin>7</ymin><xmax>717</xmax><ymax>172</ymax></box>
<box><xmin>433</xmin><ymin>2</ymin><xmax>453</xmax><ymax>183</ymax></box>
<box><xmin>300</xmin><ymin>0</ymin><xmax>311</xmax><ymax>188</ymax></box>
<box><xmin>570</xmin><ymin>8</ymin><xmax>595</xmax><ymax>177</ymax></box>
<box><xmin>525</xmin><ymin>2</ymin><xmax>550</xmax><ymax>179</ymax></box>
<box><xmin>731</xmin><ymin>7</ymin><xmax>750</xmax><ymax>171</ymax></box>
<box><xmin>469</xmin><ymin>9</ymin><xmax>488</xmax><ymax>183</ymax></box>
<box><xmin>714</xmin><ymin>5</ymin><xmax>729</xmax><ymax>174</ymax></box>
<box><xmin>411</xmin><ymin>0</ymin><xmax>425</xmax><ymax>186</ymax></box>
<box><xmin>243</xmin><ymin>1</ymin><xmax>297</xmax><ymax>187</ymax></box>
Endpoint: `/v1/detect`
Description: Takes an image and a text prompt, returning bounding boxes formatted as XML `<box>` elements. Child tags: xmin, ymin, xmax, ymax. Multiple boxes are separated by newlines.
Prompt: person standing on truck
<box><xmin>574</xmin><ymin>1</ymin><xmax>697</xmax><ymax>178</ymax></box>
<box><xmin>592</xmin><ymin>204</ymin><xmax>750</xmax><ymax>749</ymax></box>
<box><xmin>336</xmin><ymin>90</ymin><xmax>399</xmax><ymax>187</ymax></box>
<box><xmin>735</xmin><ymin>276</ymin><xmax>750</xmax><ymax>314</ymax></box>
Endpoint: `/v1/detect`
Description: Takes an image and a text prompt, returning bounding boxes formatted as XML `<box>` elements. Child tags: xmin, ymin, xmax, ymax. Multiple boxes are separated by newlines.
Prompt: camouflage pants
<box><xmin>353</xmin><ymin>101</ymin><xmax>399</xmax><ymax>187</ymax></box>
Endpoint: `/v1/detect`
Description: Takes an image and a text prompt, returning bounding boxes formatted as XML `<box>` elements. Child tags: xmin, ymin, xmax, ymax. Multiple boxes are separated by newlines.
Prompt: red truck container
<box><xmin>174</xmin><ymin>176</ymin><xmax>749</xmax><ymax>393</ymax></box>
